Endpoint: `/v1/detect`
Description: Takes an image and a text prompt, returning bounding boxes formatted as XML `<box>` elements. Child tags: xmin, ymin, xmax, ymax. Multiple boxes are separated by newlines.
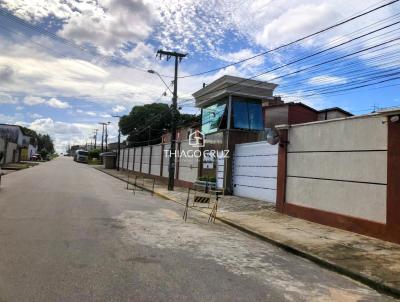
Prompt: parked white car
<box><xmin>74</xmin><ymin>150</ymin><xmax>89</xmax><ymax>163</ymax></box>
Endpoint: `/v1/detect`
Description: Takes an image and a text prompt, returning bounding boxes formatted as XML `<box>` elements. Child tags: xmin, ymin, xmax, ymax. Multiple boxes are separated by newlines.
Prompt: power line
<box><xmin>176</xmin><ymin>31</ymin><xmax>400</xmax><ymax>107</ymax></box>
<box><xmin>0</xmin><ymin>7</ymin><xmax>174</xmax><ymax>78</ymax></box>
<box><xmin>178</xmin><ymin>0</ymin><xmax>400</xmax><ymax>78</ymax></box>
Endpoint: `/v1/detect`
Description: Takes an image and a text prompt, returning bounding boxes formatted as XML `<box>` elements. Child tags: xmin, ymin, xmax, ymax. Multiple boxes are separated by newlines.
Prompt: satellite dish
<box><xmin>266</xmin><ymin>128</ymin><xmax>280</xmax><ymax>145</ymax></box>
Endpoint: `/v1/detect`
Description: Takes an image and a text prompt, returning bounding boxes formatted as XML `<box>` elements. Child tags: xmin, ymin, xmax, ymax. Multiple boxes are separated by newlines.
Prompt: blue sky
<box><xmin>0</xmin><ymin>0</ymin><xmax>399</xmax><ymax>152</ymax></box>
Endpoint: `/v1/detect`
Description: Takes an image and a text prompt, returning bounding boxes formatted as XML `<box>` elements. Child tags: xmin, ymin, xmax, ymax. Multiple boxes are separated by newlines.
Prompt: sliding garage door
<box><xmin>232</xmin><ymin>141</ymin><xmax>278</xmax><ymax>203</ymax></box>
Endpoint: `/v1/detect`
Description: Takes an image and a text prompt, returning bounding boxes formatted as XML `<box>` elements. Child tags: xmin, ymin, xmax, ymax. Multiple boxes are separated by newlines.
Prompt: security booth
<box><xmin>192</xmin><ymin>75</ymin><xmax>278</xmax><ymax>194</ymax></box>
<box><xmin>100</xmin><ymin>152</ymin><xmax>117</xmax><ymax>169</ymax></box>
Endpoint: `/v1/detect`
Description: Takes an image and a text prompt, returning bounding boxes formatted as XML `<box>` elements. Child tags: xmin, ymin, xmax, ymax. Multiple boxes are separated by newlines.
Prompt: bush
<box><xmin>40</xmin><ymin>149</ymin><xmax>49</xmax><ymax>160</ymax></box>
<box><xmin>198</xmin><ymin>176</ymin><xmax>216</xmax><ymax>183</ymax></box>
<box><xmin>88</xmin><ymin>149</ymin><xmax>101</xmax><ymax>160</ymax></box>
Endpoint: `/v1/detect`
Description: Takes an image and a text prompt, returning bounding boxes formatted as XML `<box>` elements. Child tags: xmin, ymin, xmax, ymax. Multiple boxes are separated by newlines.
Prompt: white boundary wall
<box><xmin>151</xmin><ymin>145</ymin><xmax>162</xmax><ymax>176</ymax></box>
<box><xmin>118</xmin><ymin>142</ymin><xmax>197</xmax><ymax>183</ymax></box>
<box><xmin>286</xmin><ymin>115</ymin><xmax>388</xmax><ymax>223</ymax></box>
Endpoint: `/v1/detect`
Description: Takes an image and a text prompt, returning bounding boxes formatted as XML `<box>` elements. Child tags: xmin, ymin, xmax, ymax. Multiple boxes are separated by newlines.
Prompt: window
<box><xmin>201</xmin><ymin>101</ymin><xmax>227</xmax><ymax>134</ymax></box>
<box><xmin>232</xmin><ymin>99</ymin><xmax>263</xmax><ymax>130</ymax></box>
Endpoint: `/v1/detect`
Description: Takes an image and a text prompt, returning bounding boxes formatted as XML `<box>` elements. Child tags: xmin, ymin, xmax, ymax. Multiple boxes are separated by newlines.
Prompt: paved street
<box><xmin>0</xmin><ymin>157</ymin><xmax>396</xmax><ymax>302</ymax></box>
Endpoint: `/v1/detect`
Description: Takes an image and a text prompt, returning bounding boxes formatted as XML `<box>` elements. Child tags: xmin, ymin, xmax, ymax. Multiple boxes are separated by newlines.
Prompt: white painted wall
<box><xmin>178</xmin><ymin>140</ymin><xmax>198</xmax><ymax>183</ymax></box>
<box><xmin>286</xmin><ymin>115</ymin><xmax>388</xmax><ymax>223</ymax></box>
<box><xmin>123</xmin><ymin>148</ymin><xmax>129</xmax><ymax>170</ymax></box>
<box><xmin>127</xmin><ymin>148</ymin><xmax>134</xmax><ymax>170</ymax></box>
<box><xmin>6</xmin><ymin>142</ymin><xmax>18</xmax><ymax>163</ymax></box>
<box><xmin>134</xmin><ymin>147</ymin><xmax>141</xmax><ymax>172</ymax></box>
<box><xmin>150</xmin><ymin>145</ymin><xmax>162</xmax><ymax>176</ymax></box>
<box><xmin>162</xmin><ymin>144</ymin><xmax>170</xmax><ymax>177</ymax></box>
<box><xmin>142</xmin><ymin>146</ymin><xmax>151</xmax><ymax>174</ymax></box>
<box><xmin>288</xmin><ymin>115</ymin><xmax>387</xmax><ymax>152</ymax></box>
<box><xmin>28</xmin><ymin>144</ymin><xmax>37</xmax><ymax>159</ymax></box>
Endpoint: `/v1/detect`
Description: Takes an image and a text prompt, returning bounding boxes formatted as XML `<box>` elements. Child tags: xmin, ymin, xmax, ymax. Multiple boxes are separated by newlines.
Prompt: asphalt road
<box><xmin>0</xmin><ymin>157</ymin><xmax>396</xmax><ymax>302</ymax></box>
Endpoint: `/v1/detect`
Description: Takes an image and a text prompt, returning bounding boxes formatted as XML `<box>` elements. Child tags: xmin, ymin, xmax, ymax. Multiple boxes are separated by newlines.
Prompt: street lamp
<box><xmin>147</xmin><ymin>70</ymin><xmax>174</xmax><ymax>94</ymax></box>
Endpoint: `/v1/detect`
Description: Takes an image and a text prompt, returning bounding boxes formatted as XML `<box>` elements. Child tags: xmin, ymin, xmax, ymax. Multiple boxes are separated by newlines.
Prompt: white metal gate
<box><xmin>216</xmin><ymin>154</ymin><xmax>225</xmax><ymax>189</ymax></box>
<box><xmin>232</xmin><ymin>141</ymin><xmax>278</xmax><ymax>203</ymax></box>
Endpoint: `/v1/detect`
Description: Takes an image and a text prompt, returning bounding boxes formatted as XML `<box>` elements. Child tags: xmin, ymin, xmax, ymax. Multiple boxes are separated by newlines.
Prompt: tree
<box><xmin>37</xmin><ymin>134</ymin><xmax>55</xmax><ymax>154</ymax></box>
<box><xmin>119</xmin><ymin>103</ymin><xmax>200</xmax><ymax>146</ymax></box>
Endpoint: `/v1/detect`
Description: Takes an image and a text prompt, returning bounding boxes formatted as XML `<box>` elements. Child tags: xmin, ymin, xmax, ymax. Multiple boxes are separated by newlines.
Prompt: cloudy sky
<box><xmin>0</xmin><ymin>0</ymin><xmax>399</xmax><ymax>152</ymax></box>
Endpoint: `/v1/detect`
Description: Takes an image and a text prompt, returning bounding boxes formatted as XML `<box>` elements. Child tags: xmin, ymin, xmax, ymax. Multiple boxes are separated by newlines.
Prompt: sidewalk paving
<box><xmin>96</xmin><ymin>167</ymin><xmax>400</xmax><ymax>298</ymax></box>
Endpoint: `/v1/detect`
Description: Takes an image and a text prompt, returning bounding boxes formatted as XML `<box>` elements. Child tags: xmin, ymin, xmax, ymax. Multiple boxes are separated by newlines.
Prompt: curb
<box><xmin>95</xmin><ymin>168</ymin><xmax>400</xmax><ymax>299</ymax></box>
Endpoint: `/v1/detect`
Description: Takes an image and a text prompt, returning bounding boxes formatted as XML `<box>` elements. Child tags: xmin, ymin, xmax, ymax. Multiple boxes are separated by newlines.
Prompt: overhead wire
<box><xmin>0</xmin><ymin>7</ymin><xmax>174</xmax><ymax>78</ymax></box>
<box><xmin>177</xmin><ymin>0</ymin><xmax>400</xmax><ymax>78</ymax></box>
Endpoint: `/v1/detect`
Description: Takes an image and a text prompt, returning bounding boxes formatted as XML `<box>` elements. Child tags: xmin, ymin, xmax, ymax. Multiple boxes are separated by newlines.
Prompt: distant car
<box><xmin>31</xmin><ymin>154</ymin><xmax>41</xmax><ymax>161</ymax></box>
<box><xmin>74</xmin><ymin>150</ymin><xmax>89</xmax><ymax>163</ymax></box>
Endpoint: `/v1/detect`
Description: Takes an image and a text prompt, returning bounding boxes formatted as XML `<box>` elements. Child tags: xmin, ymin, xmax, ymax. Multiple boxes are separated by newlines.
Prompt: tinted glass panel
<box><xmin>233</xmin><ymin>99</ymin><xmax>263</xmax><ymax>130</ymax></box>
<box><xmin>202</xmin><ymin>101</ymin><xmax>227</xmax><ymax>134</ymax></box>
<box><xmin>233</xmin><ymin>101</ymin><xmax>249</xmax><ymax>129</ymax></box>
<box><xmin>248</xmin><ymin>102</ymin><xmax>264</xmax><ymax>130</ymax></box>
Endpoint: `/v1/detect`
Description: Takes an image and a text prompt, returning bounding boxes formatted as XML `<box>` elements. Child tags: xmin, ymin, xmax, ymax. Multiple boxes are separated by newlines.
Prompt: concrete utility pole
<box><xmin>99</xmin><ymin>123</ymin><xmax>105</xmax><ymax>153</ymax></box>
<box><xmin>93</xmin><ymin>129</ymin><xmax>98</xmax><ymax>149</ymax></box>
<box><xmin>105</xmin><ymin>124</ymin><xmax>109</xmax><ymax>152</ymax></box>
<box><xmin>156</xmin><ymin>49</ymin><xmax>186</xmax><ymax>191</ymax></box>
<box><xmin>112</xmin><ymin>115</ymin><xmax>122</xmax><ymax>171</ymax></box>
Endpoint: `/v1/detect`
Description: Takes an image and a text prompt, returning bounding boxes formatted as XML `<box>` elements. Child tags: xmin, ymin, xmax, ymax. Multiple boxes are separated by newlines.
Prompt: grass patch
<box><xmin>88</xmin><ymin>159</ymin><xmax>101</xmax><ymax>165</ymax></box>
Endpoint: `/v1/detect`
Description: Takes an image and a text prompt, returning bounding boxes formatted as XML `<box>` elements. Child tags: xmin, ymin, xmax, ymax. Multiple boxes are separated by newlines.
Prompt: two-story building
<box><xmin>193</xmin><ymin>75</ymin><xmax>353</xmax><ymax>197</ymax></box>
<box><xmin>0</xmin><ymin>124</ymin><xmax>37</xmax><ymax>163</ymax></box>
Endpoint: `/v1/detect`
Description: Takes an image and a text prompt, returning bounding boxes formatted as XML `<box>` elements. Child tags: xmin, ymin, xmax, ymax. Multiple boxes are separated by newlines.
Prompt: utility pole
<box><xmin>112</xmin><ymin>115</ymin><xmax>122</xmax><ymax>171</ymax></box>
<box><xmin>105</xmin><ymin>123</ymin><xmax>109</xmax><ymax>152</ymax></box>
<box><xmin>93</xmin><ymin>129</ymin><xmax>98</xmax><ymax>149</ymax></box>
<box><xmin>99</xmin><ymin>123</ymin><xmax>105</xmax><ymax>153</ymax></box>
<box><xmin>156</xmin><ymin>49</ymin><xmax>186</xmax><ymax>191</ymax></box>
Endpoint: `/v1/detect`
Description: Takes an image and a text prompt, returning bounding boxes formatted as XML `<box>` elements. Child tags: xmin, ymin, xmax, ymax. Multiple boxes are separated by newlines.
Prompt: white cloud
<box><xmin>15</xmin><ymin>105</ymin><xmax>24</xmax><ymax>110</ymax></box>
<box><xmin>23</xmin><ymin>95</ymin><xmax>46</xmax><ymax>106</ymax></box>
<box><xmin>254</xmin><ymin>3</ymin><xmax>339</xmax><ymax>48</ymax></box>
<box><xmin>0</xmin><ymin>36</ymin><xmax>170</xmax><ymax>108</ymax></box>
<box><xmin>28</xmin><ymin>117</ymin><xmax>96</xmax><ymax>153</ymax></box>
<box><xmin>28</xmin><ymin>112</ymin><xmax>42</xmax><ymax>119</ymax></box>
<box><xmin>23</xmin><ymin>96</ymin><xmax>71</xmax><ymax>109</ymax></box>
<box><xmin>112</xmin><ymin>104</ymin><xmax>126</xmax><ymax>113</ymax></box>
<box><xmin>76</xmin><ymin>109</ymin><xmax>97</xmax><ymax>116</ymax></box>
<box><xmin>86</xmin><ymin>111</ymin><xmax>97</xmax><ymax>117</ymax></box>
<box><xmin>47</xmin><ymin>97</ymin><xmax>71</xmax><ymax>109</ymax></box>
<box><xmin>0</xmin><ymin>0</ymin><xmax>74</xmax><ymax>21</ymax></box>
<box><xmin>1</xmin><ymin>0</ymin><xmax>155</xmax><ymax>54</ymax></box>
<box><xmin>213</xmin><ymin>49</ymin><xmax>264</xmax><ymax>69</ymax></box>
<box><xmin>0</xmin><ymin>92</ymin><xmax>17</xmax><ymax>104</ymax></box>
<box><xmin>308</xmin><ymin>75</ymin><xmax>347</xmax><ymax>85</ymax></box>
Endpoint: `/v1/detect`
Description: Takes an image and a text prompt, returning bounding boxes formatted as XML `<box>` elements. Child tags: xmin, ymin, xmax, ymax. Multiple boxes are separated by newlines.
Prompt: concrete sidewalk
<box><xmin>96</xmin><ymin>167</ymin><xmax>400</xmax><ymax>298</ymax></box>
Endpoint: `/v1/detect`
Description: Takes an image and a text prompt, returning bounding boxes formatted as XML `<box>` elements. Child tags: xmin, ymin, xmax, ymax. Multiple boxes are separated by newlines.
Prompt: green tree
<box><xmin>37</xmin><ymin>134</ymin><xmax>55</xmax><ymax>154</ymax></box>
<box><xmin>88</xmin><ymin>149</ymin><xmax>101</xmax><ymax>159</ymax></box>
<box><xmin>119</xmin><ymin>103</ymin><xmax>199</xmax><ymax>146</ymax></box>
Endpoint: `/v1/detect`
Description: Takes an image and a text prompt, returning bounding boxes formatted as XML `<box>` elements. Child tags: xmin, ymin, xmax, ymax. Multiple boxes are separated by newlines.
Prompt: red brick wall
<box><xmin>288</xmin><ymin>104</ymin><xmax>318</xmax><ymax>125</ymax></box>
